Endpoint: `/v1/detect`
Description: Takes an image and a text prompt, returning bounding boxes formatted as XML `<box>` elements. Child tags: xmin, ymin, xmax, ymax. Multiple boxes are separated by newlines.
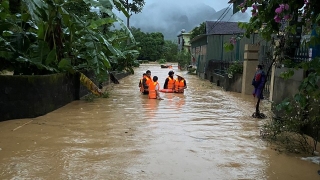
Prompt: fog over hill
<box><xmin>122</xmin><ymin>1</ymin><xmax>251</xmax><ymax>40</ymax></box>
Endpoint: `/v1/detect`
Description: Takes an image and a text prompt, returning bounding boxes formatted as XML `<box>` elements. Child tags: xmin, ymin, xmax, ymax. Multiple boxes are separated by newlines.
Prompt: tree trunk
<box><xmin>126</xmin><ymin>14</ymin><xmax>130</xmax><ymax>28</ymax></box>
<box><xmin>126</xmin><ymin>0</ymin><xmax>130</xmax><ymax>45</ymax></box>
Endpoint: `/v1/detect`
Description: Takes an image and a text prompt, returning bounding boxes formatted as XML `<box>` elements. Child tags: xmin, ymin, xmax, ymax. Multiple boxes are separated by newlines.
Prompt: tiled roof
<box><xmin>205</xmin><ymin>21</ymin><xmax>245</xmax><ymax>35</ymax></box>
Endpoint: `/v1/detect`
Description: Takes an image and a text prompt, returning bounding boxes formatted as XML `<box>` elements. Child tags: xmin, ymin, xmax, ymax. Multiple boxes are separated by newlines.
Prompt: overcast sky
<box><xmin>120</xmin><ymin>0</ymin><xmax>233</xmax><ymax>16</ymax></box>
<box><xmin>113</xmin><ymin>0</ymin><xmax>249</xmax><ymax>40</ymax></box>
<box><xmin>115</xmin><ymin>0</ymin><xmax>236</xmax><ymax>23</ymax></box>
<box><xmin>142</xmin><ymin>0</ymin><xmax>232</xmax><ymax>11</ymax></box>
<box><xmin>203</xmin><ymin>0</ymin><xmax>231</xmax><ymax>10</ymax></box>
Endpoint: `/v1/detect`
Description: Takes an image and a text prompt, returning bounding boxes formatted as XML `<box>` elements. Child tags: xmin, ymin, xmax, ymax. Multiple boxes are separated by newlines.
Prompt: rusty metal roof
<box><xmin>206</xmin><ymin>21</ymin><xmax>244</xmax><ymax>35</ymax></box>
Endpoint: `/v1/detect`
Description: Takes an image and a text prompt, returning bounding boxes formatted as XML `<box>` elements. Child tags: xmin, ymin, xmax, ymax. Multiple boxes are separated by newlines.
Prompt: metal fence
<box><xmin>204</xmin><ymin>41</ymin><xmax>310</xmax><ymax>100</ymax></box>
<box><xmin>293</xmin><ymin>43</ymin><xmax>310</xmax><ymax>63</ymax></box>
<box><xmin>205</xmin><ymin>59</ymin><xmax>232</xmax><ymax>75</ymax></box>
<box><xmin>258</xmin><ymin>43</ymin><xmax>310</xmax><ymax>99</ymax></box>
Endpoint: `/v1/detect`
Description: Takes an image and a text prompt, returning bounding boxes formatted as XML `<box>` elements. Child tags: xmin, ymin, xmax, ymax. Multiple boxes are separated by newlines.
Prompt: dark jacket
<box><xmin>252</xmin><ymin>70</ymin><xmax>266</xmax><ymax>89</ymax></box>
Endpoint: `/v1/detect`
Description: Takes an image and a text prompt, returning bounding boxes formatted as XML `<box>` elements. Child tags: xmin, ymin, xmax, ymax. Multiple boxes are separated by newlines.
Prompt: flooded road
<box><xmin>0</xmin><ymin>63</ymin><xmax>319</xmax><ymax>180</ymax></box>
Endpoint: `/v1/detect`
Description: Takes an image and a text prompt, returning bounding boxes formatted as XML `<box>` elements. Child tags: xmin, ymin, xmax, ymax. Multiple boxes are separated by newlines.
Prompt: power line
<box><xmin>226</xmin><ymin>8</ymin><xmax>235</xmax><ymax>22</ymax></box>
<box><xmin>218</xmin><ymin>7</ymin><xmax>232</xmax><ymax>23</ymax></box>
<box><xmin>207</xmin><ymin>4</ymin><xmax>232</xmax><ymax>34</ymax></box>
<box><xmin>208</xmin><ymin>6</ymin><xmax>232</xmax><ymax>33</ymax></box>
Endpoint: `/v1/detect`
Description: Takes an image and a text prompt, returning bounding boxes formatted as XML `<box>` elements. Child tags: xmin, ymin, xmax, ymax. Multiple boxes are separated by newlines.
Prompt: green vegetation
<box><xmin>101</xmin><ymin>91</ymin><xmax>110</xmax><ymax>98</ymax></box>
<box><xmin>0</xmin><ymin>0</ymin><xmax>141</xmax><ymax>83</ymax></box>
<box><xmin>227</xmin><ymin>61</ymin><xmax>243</xmax><ymax>78</ymax></box>
<box><xmin>161</xmin><ymin>40</ymin><xmax>179</xmax><ymax>62</ymax></box>
<box><xmin>130</xmin><ymin>27</ymin><xmax>165</xmax><ymax>61</ymax></box>
<box><xmin>190</xmin><ymin>22</ymin><xmax>206</xmax><ymax>40</ymax></box>
<box><xmin>130</xmin><ymin>27</ymin><xmax>183</xmax><ymax>63</ymax></box>
<box><xmin>117</xmin><ymin>0</ymin><xmax>145</xmax><ymax>28</ymax></box>
<box><xmin>157</xmin><ymin>59</ymin><xmax>167</xmax><ymax>64</ymax></box>
<box><xmin>83</xmin><ymin>94</ymin><xmax>96</xmax><ymax>102</ymax></box>
<box><xmin>176</xmin><ymin>50</ymin><xmax>191</xmax><ymax>69</ymax></box>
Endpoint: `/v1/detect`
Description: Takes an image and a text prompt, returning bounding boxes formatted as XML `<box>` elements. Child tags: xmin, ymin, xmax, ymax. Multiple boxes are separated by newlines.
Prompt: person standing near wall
<box><xmin>252</xmin><ymin>65</ymin><xmax>266</xmax><ymax>105</ymax></box>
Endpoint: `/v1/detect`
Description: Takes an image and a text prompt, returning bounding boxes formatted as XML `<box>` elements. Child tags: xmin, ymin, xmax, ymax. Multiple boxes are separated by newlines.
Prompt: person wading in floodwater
<box><xmin>142</xmin><ymin>70</ymin><xmax>152</xmax><ymax>95</ymax></box>
<box><xmin>163</xmin><ymin>70</ymin><xmax>175</xmax><ymax>90</ymax></box>
<box><xmin>139</xmin><ymin>73</ymin><xmax>147</xmax><ymax>93</ymax></box>
<box><xmin>148</xmin><ymin>76</ymin><xmax>163</xmax><ymax>100</ymax></box>
<box><xmin>174</xmin><ymin>74</ymin><xmax>187</xmax><ymax>93</ymax></box>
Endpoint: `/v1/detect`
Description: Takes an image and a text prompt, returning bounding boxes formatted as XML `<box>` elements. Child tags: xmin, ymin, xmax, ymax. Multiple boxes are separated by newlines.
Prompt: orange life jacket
<box><xmin>145</xmin><ymin>77</ymin><xmax>152</xmax><ymax>91</ymax></box>
<box><xmin>140</xmin><ymin>76</ymin><xmax>152</xmax><ymax>93</ymax></box>
<box><xmin>148</xmin><ymin>81</ymin><xmax>159</xmax><ymax>99</ymax></box>
<box><xmin>167</xmin><ymin>76</ymin><xmax>175</xmax><ymax>90</ymax></box>
<box><xmin>175</xmin><ymin>79</ymin><xmax>185</xmax><ymax>93</ymax></box>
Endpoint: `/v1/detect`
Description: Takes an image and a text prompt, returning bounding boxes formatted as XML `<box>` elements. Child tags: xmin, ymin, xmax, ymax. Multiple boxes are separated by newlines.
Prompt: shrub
<box><xmin>158</xmin><ymin>59</ymin><xmax>167</xmax><ymax>64</ymax></box>
<box><xmin>227</xmin><ymin>61</ymin><xmax>243</xmax><ymax>78</ymax></box>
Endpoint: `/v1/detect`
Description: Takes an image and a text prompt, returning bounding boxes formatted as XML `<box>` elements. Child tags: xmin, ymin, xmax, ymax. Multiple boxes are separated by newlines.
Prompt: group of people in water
<box><xmin>137</xmin><ymin>64</ymin><xmax>264</xmax><ymax>102</ymax></box>
<box><xmin>139</xmin><ymin>70</ymin><xmax>187</xmax><ymax>100</ymax></box>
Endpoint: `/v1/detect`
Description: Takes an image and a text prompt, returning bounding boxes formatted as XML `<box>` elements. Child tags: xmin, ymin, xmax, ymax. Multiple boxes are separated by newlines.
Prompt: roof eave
<box><xmin>207</xmin><ymin>31</ymin><xmax>245</xmax><ymax>36</ymax></box>
<box><xmin>190</xmin><ymin>34</ymin><xmax>207</xmax><ymax>43</ymax></box>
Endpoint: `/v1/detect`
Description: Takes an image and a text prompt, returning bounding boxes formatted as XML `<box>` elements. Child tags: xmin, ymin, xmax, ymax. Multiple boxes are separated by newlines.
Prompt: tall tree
<box><xmin>130</xmin><ymin>27</ymin><xmax>165</xmax><ymax>60</ymax></box>
<box><xmin>162</xmin><ymin>40</ymin><xmax>178</xmax><ymax>62</ymax></box>
<box><xmin>118</xmin><ymin>0</ymin><xmax>145</xmax><ymax>28</ymax></box>
<box><xmin>190</xmin><ymin>22</ymin><xmax>206</xmax><ymax>40</ymax></box>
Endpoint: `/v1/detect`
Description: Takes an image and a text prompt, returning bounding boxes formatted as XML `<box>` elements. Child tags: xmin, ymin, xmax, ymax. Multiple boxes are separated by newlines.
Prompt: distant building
<box><xmin>177</xmin><ymin>29</ymin><xmax>191</xmax><ymax>52</ymax></box>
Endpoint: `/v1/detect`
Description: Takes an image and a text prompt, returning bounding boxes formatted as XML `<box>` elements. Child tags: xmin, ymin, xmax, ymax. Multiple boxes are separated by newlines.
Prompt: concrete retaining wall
<box><xmin>0</xmin><ymin>71</ymin><xmax>130</xmax><ymax>121</ymax></box>
<box><xmin>205</xmin><ymin>71</ymin><xmax>242</xmax><ymax>93</ymax></box>
<box><xmin>0</xmin><ymin>73</ymin><xmax>77</xmax><ymax>121</ymax></box>
<box><xmin>272</xmin><ymin>68</ymin><xmax>304</xmax><ymax>105</ymax></box>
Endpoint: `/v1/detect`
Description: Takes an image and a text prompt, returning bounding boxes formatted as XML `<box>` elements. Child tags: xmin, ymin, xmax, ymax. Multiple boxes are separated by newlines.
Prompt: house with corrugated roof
<box><xmin>190</xmin><ymin>21</ymin><xmax>265</xmax><ymax>80</ymax></box>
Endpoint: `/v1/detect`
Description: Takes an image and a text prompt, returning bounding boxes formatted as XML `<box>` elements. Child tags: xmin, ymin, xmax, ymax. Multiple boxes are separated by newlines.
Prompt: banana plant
<box><xmin>0</xmin><ymin>0</ymin><xmax>139</xmax><ymax>80</ymax></box>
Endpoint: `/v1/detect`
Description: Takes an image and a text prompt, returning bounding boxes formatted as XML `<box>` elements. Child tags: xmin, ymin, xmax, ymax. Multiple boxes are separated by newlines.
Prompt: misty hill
<box><xmin>127</xmin><ymin>2</ymin><xmax>250</xmax><ymax>40</ymax></box>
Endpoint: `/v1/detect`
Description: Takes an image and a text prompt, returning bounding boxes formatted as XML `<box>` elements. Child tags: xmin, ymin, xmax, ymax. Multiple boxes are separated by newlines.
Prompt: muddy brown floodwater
<box><xmin>0</xmin><ymin>63</ymin><xmax>320</xmax><ymax>180</ymax></box>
